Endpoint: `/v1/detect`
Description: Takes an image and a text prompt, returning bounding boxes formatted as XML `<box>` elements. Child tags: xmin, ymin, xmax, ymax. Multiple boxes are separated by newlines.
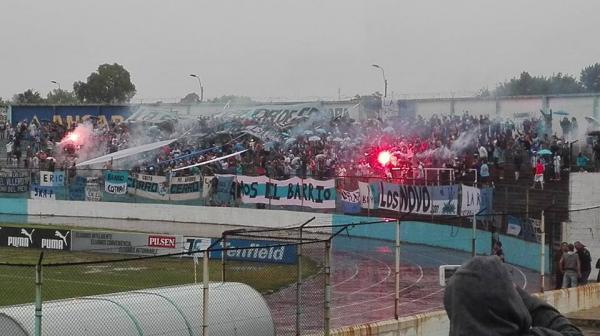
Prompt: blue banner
<box><xmin>68</xmin><ymin>176</ymin><xmax>86</xmax><ymax>201</ymax></box>
<box><xmin>212</xmin><ymin>239</ymin><xmax>297</xmax><ymax>264</ymax></box>
<box><xmin>215</xmin><ymin>175</ymin><xmax>235</xmax><ymax>205</ymax></box>
<box><xmin>480</xmin><ymin>187</ymin><xmax>494</xmax><ymax>215</ymax></box>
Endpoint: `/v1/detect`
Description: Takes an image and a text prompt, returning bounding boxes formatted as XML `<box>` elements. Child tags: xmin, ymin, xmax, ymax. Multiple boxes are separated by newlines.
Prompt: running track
<box><xmin>266</xmin><ymin>236</ymin><xmax>539</xmax><ymax>335</ymax></box>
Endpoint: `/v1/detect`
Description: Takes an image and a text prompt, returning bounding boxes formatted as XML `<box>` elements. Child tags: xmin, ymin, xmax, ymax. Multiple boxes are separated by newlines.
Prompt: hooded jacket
<box><xmin>444</xmin><ymin>256</ymin><xmax>582</xmax><ymax>336</ymax></box>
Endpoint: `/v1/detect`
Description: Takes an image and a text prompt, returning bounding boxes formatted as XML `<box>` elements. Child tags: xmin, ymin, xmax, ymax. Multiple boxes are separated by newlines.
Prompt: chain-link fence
<box><xmin>1</xmin><ymin>203</ymin><xmax>594</xmax><ymax>335</ymax></box>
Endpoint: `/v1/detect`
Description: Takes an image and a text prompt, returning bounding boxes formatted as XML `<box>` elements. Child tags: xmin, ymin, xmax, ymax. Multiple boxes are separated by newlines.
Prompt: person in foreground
<box><xmin>444</xmin><ymin>256</ymin><xmax>582</xmax><ymax>336</ymax></box>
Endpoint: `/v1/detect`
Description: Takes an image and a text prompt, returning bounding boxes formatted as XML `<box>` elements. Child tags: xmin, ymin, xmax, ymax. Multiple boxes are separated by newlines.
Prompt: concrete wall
<box><xmin>329</xmin><ymin>283</ymin><xmax>600</xmax><ymax>336</ymax></box>
<box><xmin>0</xmin><ymin>199</ymin><xmax>548</xmax><ymax>271</ymax></box>
<box><xmin>0</xmin><ymin>198</ymin><xmax>332</xmax><ymax>234</ymax></box>
<box><xmin>332</xmin><ymin>215</ymin><xmax>549</xmax><ymax>272</ymax></box>
<box><xmin>566</xmin><ymin>173</ymin><xmax>600</xmax><ymax>281</ymax></box>
<box><xmin>398</xmin><ymin>93</ymin><xmax>600</xmax><ymax>137</ymax></box>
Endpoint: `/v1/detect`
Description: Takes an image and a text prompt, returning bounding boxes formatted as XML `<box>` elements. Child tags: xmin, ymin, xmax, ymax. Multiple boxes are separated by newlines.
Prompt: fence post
<box><xmin>34</xmin><ymin>252</ymin><xmax>44</xmax><ymax>336</ymax></box>
<box><xmin>324</xmin><ymin>240</ymin><xmax>331</xmax><ymax>336</ymax></box>
<box><xmin>472</xmin><ymin>211</ymin><xmax>476</xmax><ymax>257</ymax></box>
<box><xmin>202</xmin><ymin>249</ymin><xmax>209</xmax><ymax>336</ymax></box>
<box><xmin>394</xmin><ymin>219</ymin><xmax>401</xmax><ymax>320</ymax></box>
<box><xmin>526</xmin><ymin>188</ymin><xmax>530</xmax><ymax>219</ymax></box>
<box><xmin>295</xmin><ymin>226</ymin><xmax>303</xmax><ymax>336</ymax></box>
<box><xmin>221</xmin><ymin>233</ymin><xmax>227</xmax><ymax>282</ymax></box>
<box><xmin>540</xmin><ymin>210</ymin><xmax>545</xmax><ymax>293</ymax></box>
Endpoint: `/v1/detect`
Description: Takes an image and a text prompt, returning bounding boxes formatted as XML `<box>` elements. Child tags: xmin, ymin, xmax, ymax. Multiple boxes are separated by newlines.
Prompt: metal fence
<box><xmin>0</xmin><ymin>210</ymin><xmax>566</xmax><ymax>336</ymax></box>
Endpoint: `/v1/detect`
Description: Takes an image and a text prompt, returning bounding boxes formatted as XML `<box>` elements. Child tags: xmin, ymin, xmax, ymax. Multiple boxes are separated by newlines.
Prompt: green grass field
<box><xmin>0</xmin><ymin>228</ymin><xmax>319</xmax><ymax>307</ymax></box>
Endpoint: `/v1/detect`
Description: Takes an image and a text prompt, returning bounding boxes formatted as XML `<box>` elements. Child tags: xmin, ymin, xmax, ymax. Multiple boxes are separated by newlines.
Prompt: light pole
<box><xmin>371</xmin><ymin>64</ymin><xmax>388</xmax><ymax>98</ymax></box>
<box><xmin>189</xmin><ymin>74</ymin><xmax>204</xmax><ymax>103</ymax></box>
<box><xmin>50</xmin><ymin>80</ymin><xmax>61</xmax><ymax>91</ymax></box>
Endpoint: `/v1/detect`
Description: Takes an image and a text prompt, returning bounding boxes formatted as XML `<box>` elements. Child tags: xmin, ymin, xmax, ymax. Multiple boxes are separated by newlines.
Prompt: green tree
<box><xmin>46</xmin><ymin>89</ymin><xmax>80</xmax><ymax>105</ymax></box>
<box><xmin>12</xmin><ymin>89</ymin><xmax>45</xmax><ymax>104</ymax></box>
<box><xmin>73</xmin><ymin>63</ymin><xmax>136</xmax><ymax>104</ymax></box>
<box><xmin>180</xmin><ymin>92</ymin><xmax>200</xmax><ymax>104</ymax></box>
<box><xmin>580</xmin><ymin>63</ymin><xmax>600</xmax><ymax>93</ymax></box>
<box><xmin>494</xmin><ymin>71</ymin><xmax>584</xmax><ymax>96</ymax></box>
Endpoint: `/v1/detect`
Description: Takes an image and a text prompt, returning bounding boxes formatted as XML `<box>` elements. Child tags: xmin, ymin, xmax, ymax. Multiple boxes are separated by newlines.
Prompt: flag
<box><xmin>506</xmin><ymin>216</ymin><xmax>522</xmax><ymax>236</ymax></box>
<box><xmin>339</xmin><ymin>189</ymin><xmax>361</xmax><ymax>214</ymax></box>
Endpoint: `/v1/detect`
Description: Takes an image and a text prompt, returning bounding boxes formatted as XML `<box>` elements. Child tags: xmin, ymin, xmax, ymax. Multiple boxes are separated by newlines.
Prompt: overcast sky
<box><xmin>1</xmin><ymin>0</ymin><xmax>599</xmax><ymax>102</ymax></box>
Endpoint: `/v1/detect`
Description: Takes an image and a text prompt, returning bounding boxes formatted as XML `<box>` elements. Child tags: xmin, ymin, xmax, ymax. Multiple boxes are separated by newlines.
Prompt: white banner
<box><xmin>129</xmin><ymin>173</ymin><xmax>169</xmax><ymax>200</ymax></box>
<box><xmin>235</xmin><ymin>175</ymin><xmax>270</xmax><ymax>204</ymax></box>
<box><xmin>40</xmin><ymin>171</ymin><xmax>65</xmax><ymax>187</ymax></box>
<box><xmin>359</xmin><ymin>182</ymin><xmax>374</xmax><ymax>209</ymax></box>
<box><xmin>105</xmin><ymin>182</ymin><xmax>127</xmax><ymax>195</ymax></box>
<box><xmin>85</xmin><ymin>183</ymin><xmax>102</xmax><ymax>201</ymax></box>
<box><xmin>507</xmin><ymin>223</ymin><xmax>522</xmax><ymax>236</ymax></box>
<box><xmin>269</xmin><ymin>177</ymin><xmax>336</xmax><ymax>209</ymax></box>
<box><xmin>461</xmin><ymin>185</ymin><xmax>481</xmax><ymax>216</ymax></box>
<box><xmin>169</xmin><ymin>175</ymin><xmax>201</xmax><ymax>201</ymax></box>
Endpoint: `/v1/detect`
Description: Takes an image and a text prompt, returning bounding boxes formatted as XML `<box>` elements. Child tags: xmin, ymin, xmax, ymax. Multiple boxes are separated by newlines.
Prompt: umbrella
<box><xmin>537</xmin><ymin>149</ymin><xmax>553</xmax><ymax>156</ymax></box>
<box><xmin>285</xmin><ymin>138</ymin><xmax>296</xmax><ymax>145</ymax></box>
<box><xmin>332</xmin><ymin>137</ymin><xmax>343</xmax><ymax>142</ymax></box>
<box><xmin>383</xmin><ymin>126</ymin><xmax>395</xmax><ymax>133</ymax></box>
<box><xmin>308</xmin><ymin>135</ymin><xmax>321</xmax><ymax>142</ymax></box>
<box><xmin>315</xmin><ymin>129</ymin><xmax>327</xmax><ymax>135</ymax></box>
<box><xmin>553</xmin><ymin>110</ymin><xmax>569</xmax><ymax>116</ymax></box>
<box><xmin>303</xmin><ymin>130</ymin><xmax>314</xmax><ymax>136</ymax></box>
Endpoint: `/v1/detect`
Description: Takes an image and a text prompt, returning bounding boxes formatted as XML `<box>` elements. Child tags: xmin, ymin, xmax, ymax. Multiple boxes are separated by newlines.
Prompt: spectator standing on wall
<box><xmin>559</xmin><ymin>244</ymin><xmax>580</xmax><ymax>289</ymax></box>
<box><xmin>532</xmin><ymin>159</ymin><xmax>545</xmax><ymax>190</ymax></box>
<box><xmin>574</xmin><ymin>241</ymin><xmax>591</xmax><ymax>285</ymax></box>
<box><xmin>596</xmin><ymin>258</ymin><xmax>600</xmax><ymax>283</ymax></box>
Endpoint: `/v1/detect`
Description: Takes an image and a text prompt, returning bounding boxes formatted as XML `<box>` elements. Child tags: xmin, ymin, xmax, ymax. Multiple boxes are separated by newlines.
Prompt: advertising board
<box><xmin>71</xmin><ymin>231</ymin><xmax>182</xmax><ymax>256</ymax></box>
<box><xmin>0</xmin><ymin>226</ymin><xmax>71</xmax><ymax>250</ymax></box>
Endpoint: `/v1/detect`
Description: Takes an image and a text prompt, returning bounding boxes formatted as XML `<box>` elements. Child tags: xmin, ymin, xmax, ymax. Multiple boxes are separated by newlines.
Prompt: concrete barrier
<box><xmin>329</xmin><ymin>283</ymin><xmax>600</xmax><ymax>336</ymax></box>
<box><xmin>25</xmin><ymin>199</ymin><xmax>332</xmax><ymax>230</ymax></box>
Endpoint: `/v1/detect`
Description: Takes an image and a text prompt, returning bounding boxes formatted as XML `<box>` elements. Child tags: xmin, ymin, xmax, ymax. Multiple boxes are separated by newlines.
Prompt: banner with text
<box><xmin>128</xmin><ymin>173</ymin><xmax>168</xmax><ymax>200</ymax></box>
<box><xmin>104</xmin><ymin>171</ymin><xmax>129</xmax><ymax>195</ymax></box>
<box><xmin>40</xmin><ymin>171</ymin><xmax>65</xmax><ymax>187</ymax></box>
<box><xmin>30</xmin><ymin>184</ymin><xmax>56</xmax><ymax>200</ymax></box>
<box><xmin>169</xmin><ymin>175</ymin><xmax>202</xmax><ymax>201</ymax></box>
<box><xmin>0</xmin><ymin>226</ymin><xmax>71</xmax><ymax>250</ymax></box>
<box><xmin>230</xmin><ymin>175</ymin><xmax>336</xmax><ymax>209</ymax></box>
<box><xmin>71</xmin><ymin>231</ymin><xmax>183</xmax><ymax>256</ymax></box>
<box><xmin>374</xmin><ymin>182</ymin><xmax>458</xmax><ymax>216</ymax></box>
<box><xmin>0</xmin><ymin>169</ymin><xmax>29</xmax><ymax>193</ymax></box>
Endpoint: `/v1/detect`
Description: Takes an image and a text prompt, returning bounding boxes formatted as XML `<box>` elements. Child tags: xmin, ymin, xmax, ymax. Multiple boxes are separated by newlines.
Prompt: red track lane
<box><xmin>265</xmin><ymin>239</ymin><xmax>537</xmax><ymax>335</ymax></box>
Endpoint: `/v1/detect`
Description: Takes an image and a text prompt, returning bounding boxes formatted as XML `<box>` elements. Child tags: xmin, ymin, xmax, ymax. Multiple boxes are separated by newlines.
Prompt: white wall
<box><xmin>566</xmin><ymin>173</ymin><xmax>600</xmax><ymax>281</ymax></box>
<box><xmin>27</xmin><ymin>200</ymin><xmax>332</xmax><ymax>232</ymax></box>
<box><xmin>329</xmin><ymin>284</ymin><xmax>600</xmax><ymax>336</ymax></box>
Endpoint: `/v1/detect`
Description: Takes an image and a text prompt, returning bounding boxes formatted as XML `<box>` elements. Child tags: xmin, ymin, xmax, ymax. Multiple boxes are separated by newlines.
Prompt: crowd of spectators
<box><xmin>1</xmin><ymin>111</ymin><xmax>594</xmax><ymax>187</ymax></box>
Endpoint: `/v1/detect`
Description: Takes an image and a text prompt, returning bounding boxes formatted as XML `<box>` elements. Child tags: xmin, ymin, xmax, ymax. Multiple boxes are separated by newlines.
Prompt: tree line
<box><xmin>3</xmin><ymin>63</ymin><xmax>136</xmax><ymax>105</ymax></box>
<box><xmin>479</xmin><ymin>63</ymin><xmax>600</xmax><ymax>97</ymax></box>
<box><xmin>2</xmin><ymin>62</ymin><xmax>600</xmax><ymax>105</ymax></box>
